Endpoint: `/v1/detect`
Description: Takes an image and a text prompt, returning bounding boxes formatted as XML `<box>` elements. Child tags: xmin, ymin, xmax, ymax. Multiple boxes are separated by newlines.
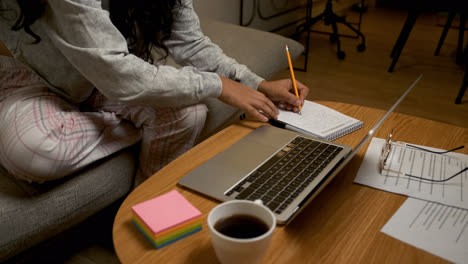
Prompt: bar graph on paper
<box><xmin>355</xmin><ymin>137</ymin><xmax>468</xmax><ymax>209</ymax></box>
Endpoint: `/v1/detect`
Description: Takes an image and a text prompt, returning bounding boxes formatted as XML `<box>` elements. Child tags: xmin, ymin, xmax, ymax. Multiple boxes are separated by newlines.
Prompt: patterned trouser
<box><xmin>0</xmin><ymin>56</ymin><xmax>236</xmax><ymax>184</ymax></box>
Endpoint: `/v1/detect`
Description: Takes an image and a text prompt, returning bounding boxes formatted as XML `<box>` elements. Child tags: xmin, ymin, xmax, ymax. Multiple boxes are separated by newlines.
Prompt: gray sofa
<box><xmin>0</xmin><ymin>18</ymin><xmax>304</xmax><ymax>262</ymax></box>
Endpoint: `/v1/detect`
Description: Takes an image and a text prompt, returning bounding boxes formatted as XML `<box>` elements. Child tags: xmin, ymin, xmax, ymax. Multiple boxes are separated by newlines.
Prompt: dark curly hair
<box><xmin>1</xmin><ymin>0</ymin><xmax>183</xmax><ymax>62</ymax></box>
<box><xmin>109</xmin><ymin>0</ymin><xmax>183</xmax><ymax>62</ymax></box>
<box><xmin>2</xmin><ymin>0</ymin><xmax>44</xmax><ymax>43</ymax></box>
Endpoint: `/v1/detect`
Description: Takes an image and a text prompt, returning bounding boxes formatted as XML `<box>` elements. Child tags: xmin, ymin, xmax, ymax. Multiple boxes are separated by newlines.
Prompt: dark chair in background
<box><xmin>292</xmin><ymin>0</ymin><xmax>366</xmax><ymax>71</ymax></box>
<box><xmin>387</xmin><ymin>1</ymin><xmax>467</xmax><ymax>104</ymax></box>
<box><xmin>434</xmin><ymin>11</ymin><xmax>466</xmax><ymax>65</ymax></box>
<box><xmin>433</xmin><ymin>11</ymin><xmax>467</xmax><ymax>104</ymax></box>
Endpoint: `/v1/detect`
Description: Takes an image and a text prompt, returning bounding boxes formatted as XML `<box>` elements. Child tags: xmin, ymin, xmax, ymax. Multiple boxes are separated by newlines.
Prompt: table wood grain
<box><xmin>113</xmin><ymin>101</ymin><xmax>467</xmax><ymax>264</ymax></box>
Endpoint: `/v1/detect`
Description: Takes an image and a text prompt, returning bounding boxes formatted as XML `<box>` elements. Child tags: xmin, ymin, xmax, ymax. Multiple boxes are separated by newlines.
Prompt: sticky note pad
<box><xmin>132</xmin><ymin>212</ymin><xmax>202</xmax><ymax>239</ymax></box>
<box><xmin>131</xmin><ymin>190</ymin><xmax>202</xmax><ymax>248</ymax></box>
<box><xmin>133</xmin><ymin>217</ymin><xmax>202</xmax><ymax>248</ymax></box>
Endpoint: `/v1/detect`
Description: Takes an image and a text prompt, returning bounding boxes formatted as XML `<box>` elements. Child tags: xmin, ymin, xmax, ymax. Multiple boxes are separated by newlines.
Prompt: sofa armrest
<box><xmin>199</xmin><ymin>18</ymin><xmax>304</xmax><ymax>80</ymax></box>
<box><xmin>162</xmin><ymin>18</ymin><xmax>304</xmax><ymax>80</ymax></box>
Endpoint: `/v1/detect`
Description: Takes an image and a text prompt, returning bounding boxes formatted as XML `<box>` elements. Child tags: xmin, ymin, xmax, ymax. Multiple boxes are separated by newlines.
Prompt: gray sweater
<box><xmin>0</xmin><ymin>0</ymin><xmax>264</xmax><ymax>106</ymax></box>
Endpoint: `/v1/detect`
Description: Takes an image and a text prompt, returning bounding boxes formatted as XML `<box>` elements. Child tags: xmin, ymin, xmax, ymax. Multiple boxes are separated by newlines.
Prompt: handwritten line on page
<box><xmin>381</xmin><ymin>197</ymin><xmax>468</xmax><ymax>263</ymax></box>
<box><xmin>276</xmin><ymin>101</ymin><xmax>363</xmax><ymax>140</ymax></box>
<box><xmin>354</xmin><ymin>137</ymin><xmax>468</xmax><ymax>209</ymax></box>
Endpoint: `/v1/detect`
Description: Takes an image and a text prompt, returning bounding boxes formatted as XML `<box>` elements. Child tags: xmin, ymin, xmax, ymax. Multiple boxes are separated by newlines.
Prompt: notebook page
<box><xmin>277</xmin><ymin>101</ymin><xmax>361</xmax><ymax>139</ymax></box>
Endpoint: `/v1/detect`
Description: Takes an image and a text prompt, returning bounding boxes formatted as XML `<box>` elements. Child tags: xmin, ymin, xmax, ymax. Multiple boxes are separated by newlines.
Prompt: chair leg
<box><xmin>294</xmin><ymin>0</ymin><xmax>366</xmax><ymax>63</ymax></box>
<box><xmin>391</xmin><ymin>11</ymin><xmax>418</xmax><ymax>58</ymax></box>
<box><xmin>456</xmin><ymin>14</ymin><xmax>466</xmax><ymax>65</ymax></box>
<box><xmin>388</xmin><ymin>11</ymin><xmax>419</xmax><ymax>72</ymax></box>
<box><xmin>455</xmin><ymin>69</ymin><xmax>467</xmax><ymax>104</ymax></box>
<box><xmin>455</xmin><ymin>43</ymin><xmax>468</xmax><ymax>104</ymax></box>
<box><xmin>301</xmin><ymin>14</ymin><xmax>313</xmax><ymax>72</ymax></box>
<box><xmin>330</xmin><ymin>19</ymin><xmax>345</xmax><ymax>60</ymax></box>
<box><xmin>292</xmin><ymin>0</ymin><xmax>323</xmax><ymax>72</ymax></box>
<box><xmin>434</xmin><ymin>11</ymin><xmax>456</xmax><ymax>56</ymax></box>
<box><xmin>342</xmin><ymin>20</ymin><xmax>366</xmax><ymax>50</ymax></box>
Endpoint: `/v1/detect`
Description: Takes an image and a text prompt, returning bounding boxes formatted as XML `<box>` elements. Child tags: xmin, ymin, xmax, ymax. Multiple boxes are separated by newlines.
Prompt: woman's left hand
<box><xmin>257</xmin><ymin>79</ymin><xmax>309</xmax><ymax>113</ymax></box>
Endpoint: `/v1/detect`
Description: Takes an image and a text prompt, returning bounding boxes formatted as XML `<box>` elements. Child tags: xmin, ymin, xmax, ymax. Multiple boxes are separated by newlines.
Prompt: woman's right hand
<box><xmin>218</xmin><ymin>76</ymin><xmax>278</xmax><ymax>122</ymax></box>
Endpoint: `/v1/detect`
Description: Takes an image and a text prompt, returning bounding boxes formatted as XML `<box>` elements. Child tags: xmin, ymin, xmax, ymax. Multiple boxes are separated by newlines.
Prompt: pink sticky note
<box><xmin>131</xmin><ymin>190</ymin><xmax>202</xmax><ymax>235</ymax></box>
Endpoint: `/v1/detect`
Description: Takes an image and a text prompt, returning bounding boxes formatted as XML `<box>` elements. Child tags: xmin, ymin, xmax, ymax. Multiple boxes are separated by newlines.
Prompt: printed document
<box><xmin>381</xmin><ymin>197</ymin><xmax>468</xmax><ymax>263</ymax></box>
<box><xmin>355</xmin><ymin>137</ymin><xmax>468</xmax><ymax>209</ymax></box>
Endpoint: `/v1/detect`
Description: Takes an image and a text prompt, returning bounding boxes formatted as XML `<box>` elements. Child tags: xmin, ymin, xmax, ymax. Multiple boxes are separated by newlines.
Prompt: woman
<box><xmin>0</xmin><ymin>0</ymin><xmax>309</xmax><ymax>184</ymax></box>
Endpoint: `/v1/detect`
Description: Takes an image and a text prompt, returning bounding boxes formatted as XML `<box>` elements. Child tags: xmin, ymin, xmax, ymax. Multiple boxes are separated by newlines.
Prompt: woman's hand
<box><xmin>257</xmin><ymin>79</ymin><xmax>309</xmax><ymax>113</ymax></box>
<box><xmin>218</xmin><ymin>76</ymin><xmax>278</xmax><ymax>122</ymax></box>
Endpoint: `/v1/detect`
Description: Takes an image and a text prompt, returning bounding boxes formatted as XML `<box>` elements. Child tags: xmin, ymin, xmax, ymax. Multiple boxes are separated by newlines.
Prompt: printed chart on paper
<box><xmin>355</xmin><ymin>137</ymin><xmax>468</xmax><ymax>209</ymax></box>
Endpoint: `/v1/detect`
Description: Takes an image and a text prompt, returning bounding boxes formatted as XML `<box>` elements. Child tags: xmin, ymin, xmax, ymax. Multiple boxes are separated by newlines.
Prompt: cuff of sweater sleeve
<box><xmin>200</xmin><ymin>72</ymin><xmax>223</xmax><ymax>99</ymax></box>
<box><xmin>252</xmin><ymin>76</ymin><xmax>265</xmax><ymax>91</ymax></box>
<box><xmin>239</xmin><ymin>73</ymin><xmax>265</xmax><ymax>91</ymax></box>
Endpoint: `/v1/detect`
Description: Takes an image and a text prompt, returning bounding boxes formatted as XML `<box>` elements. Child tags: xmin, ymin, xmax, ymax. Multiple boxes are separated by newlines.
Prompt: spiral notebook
<box><xmin>276</xmin><ymin>100</ymin><xmax>363</xmax><ymax>141</ymax></box>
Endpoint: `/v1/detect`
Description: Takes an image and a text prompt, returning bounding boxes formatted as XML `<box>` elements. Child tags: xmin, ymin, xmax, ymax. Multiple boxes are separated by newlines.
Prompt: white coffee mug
<box><xmin>207</xmin><ymin>199</ymin><xmax>276</xmax><ymax>264</ymax></box>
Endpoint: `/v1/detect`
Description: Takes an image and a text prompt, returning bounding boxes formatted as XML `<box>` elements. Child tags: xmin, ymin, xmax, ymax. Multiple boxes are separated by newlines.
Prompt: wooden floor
<box><xmin>273</xmin><ymin>6</ymin><xmax>468</xmax><ymax>128</ymax></box>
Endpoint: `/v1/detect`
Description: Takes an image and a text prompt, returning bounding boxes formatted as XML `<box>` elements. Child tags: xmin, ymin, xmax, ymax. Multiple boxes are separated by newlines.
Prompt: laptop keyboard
<box><xmin>225</xmin><ymin>136</ymin><xmax>342</xmax><ymax>214</ymax></box>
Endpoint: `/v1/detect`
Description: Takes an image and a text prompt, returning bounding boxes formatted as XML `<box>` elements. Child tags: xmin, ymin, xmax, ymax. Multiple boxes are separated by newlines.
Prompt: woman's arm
<box><xmin>164</xmin><ymin>0</ymin><xmax>264</xmax><ymax>91</ymax></box>
<box><xmin>164</xmin><ymin>0</ymin><xmax>309</xmax><ymax>121</ymax></box>
<box><xmin>42</xmin><ymin>0</ymin><xmax>223</xmax><ymax>107</ymax></box>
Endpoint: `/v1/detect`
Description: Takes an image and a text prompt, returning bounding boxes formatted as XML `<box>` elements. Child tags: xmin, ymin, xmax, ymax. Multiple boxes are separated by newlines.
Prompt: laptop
<box><xmin>178</xmin><ymin>75</ymin><xmax>422</xmax><ymax>225</ymax></box>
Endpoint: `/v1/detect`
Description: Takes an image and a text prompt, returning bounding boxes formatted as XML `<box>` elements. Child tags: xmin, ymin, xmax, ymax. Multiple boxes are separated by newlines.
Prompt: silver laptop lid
<box><xmin>345</xmin><ymin>74</ymin><xmax>422</xmax><ymax>162</ymax></box>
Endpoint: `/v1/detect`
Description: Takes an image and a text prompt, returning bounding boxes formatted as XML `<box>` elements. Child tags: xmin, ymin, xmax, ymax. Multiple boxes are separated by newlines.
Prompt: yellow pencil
<box><xmin>285</xmin><ymin>44</ymin><xmax>302</xmax><ymax>115</ymax></box>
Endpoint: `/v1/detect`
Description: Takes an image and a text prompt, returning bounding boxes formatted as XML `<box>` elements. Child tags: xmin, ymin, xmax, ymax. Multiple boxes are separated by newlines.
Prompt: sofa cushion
<box><xmin>200</xmin><ymin>18</ymin><xmax>304</xmax><ymax>80</ymax></box>
<box><xmin>0</xmin><ymin>147</ymin><xmax>137</xmax><ymax>262</ymax></box>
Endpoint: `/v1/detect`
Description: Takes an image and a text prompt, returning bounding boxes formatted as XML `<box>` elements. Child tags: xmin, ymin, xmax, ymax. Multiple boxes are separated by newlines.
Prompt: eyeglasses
<box><xmin>379</xmin><ymin>130</ymin><xmax>467</xmax><ymax>182</ymax></box>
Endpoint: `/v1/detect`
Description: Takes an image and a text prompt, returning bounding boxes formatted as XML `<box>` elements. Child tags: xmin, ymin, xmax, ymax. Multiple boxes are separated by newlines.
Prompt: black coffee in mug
<box><xmin>214</xmin><ymin>214</ymin><xmax>269</xmax><ymax>239</ymax></box>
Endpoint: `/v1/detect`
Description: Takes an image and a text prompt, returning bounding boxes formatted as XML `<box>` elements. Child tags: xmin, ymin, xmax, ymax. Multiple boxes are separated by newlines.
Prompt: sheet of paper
<box><xmin>381</xmin><ymin>197</ymin><xmax>468</xmax><ymax>263</ymax></box>
<box><xmin>355</xmin><ymin>137</ymin><xmax>468</xmax><ymax>209</ymax></box>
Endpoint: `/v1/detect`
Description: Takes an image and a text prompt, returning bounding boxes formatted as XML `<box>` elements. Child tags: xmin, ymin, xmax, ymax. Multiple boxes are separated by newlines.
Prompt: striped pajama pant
<box><xmin>0</xmin><ymin>56</ymin><xmax>240</xmax><ymax>184</ymax></box>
